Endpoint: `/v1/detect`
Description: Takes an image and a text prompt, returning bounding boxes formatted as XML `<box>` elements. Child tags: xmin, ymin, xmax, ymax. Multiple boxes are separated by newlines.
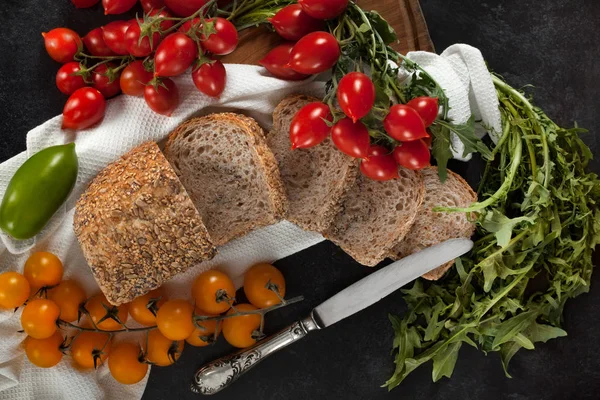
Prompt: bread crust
<box><xmin>74</xmin><ymin>142</ymin><xmax>216</xmax><ymax>305</ymax></box>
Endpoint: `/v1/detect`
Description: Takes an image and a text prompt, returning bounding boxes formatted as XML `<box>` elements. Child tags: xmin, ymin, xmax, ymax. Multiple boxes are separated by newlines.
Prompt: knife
<box><xmin>191</xmin><ymin>238</ymin><xmax>473</xmax><ymax>395</ymax></box>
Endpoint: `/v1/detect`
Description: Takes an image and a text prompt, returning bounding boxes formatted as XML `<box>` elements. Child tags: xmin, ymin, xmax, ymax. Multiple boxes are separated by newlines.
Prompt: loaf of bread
<box><xmin>389</xmin><ymin>166</ymin><xmax>477</xmax><ymax>280</ymax></box>
<box><xmin>267</xmin><ymin>94</ymin><xmax>358</xmax><ymax>232</ymax></box>
<box><xmin>164</xmin><ymin>113</ymin><xmax>288</xmax><ymax>246</ymax></box>
<box><xmin>74</xmin><ymin>142</ymin><xmax>216</xmax><ymax>305</ymax></box>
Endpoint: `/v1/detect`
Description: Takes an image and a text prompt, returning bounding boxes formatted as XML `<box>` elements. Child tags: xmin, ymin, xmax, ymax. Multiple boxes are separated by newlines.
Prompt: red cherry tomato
<box><xmin>201</xmin><ymin>18</ymin><xmax>238</xmax><ymax>55</ymax></box>
<box><xmin>331</xmin><ymin>118</ymin><xmax>370</xmax><ymax>159</ymax></box>
<box><xmin>164</xmin><ymin>0</ymin><xmax>208</xmax><ymax>17</ymax></box>
<box><xmin>337</xmin><ymin>72</ymin><xmax>375</xmax><ymax>122</ymax></box>
<box><xmin>298</xmin><ymin>0</ymin><xmax>348</xmax><ymax>20</ymax></box>
<box><xmin>289</xmin><ymin>102</ymin><xmax>332</xmax><ymax>149</ymax></box>
<box><xmin>56</xmin><ymin>62</ymin><xmax>86</xmax><ymax>95</ymax></box>
<box><xmin>406</xmin><ymin>96</ymin><xmax>439</xmax><ymax>127</ymax></box>
<box><xmin>103</xmin><ymin>0</ymin><xmax>137</xmax><ymax>15</ymax></box>
<box><xmin>154</xmin><ymin>33</ymin><xmax>198</xmax><ymax>77</ymax></box>
<box><xmin>288</xmin><ymin>32</ymin><xmax>340</xmax><ymax>74</ymax></box>
<box><xmin>140</xmin><ymin>0</ymin><xmax>165</xmax><ymax>13</ymax></box>
<box><xmin>92</xmin><ymin>63</ymin><xmax>121</xmax><ymax>98</ymax></box>
<box><xmin>144</xmin><ymin>78</ymin><xmax>179</xmax><ymax>116</ymax></box>
<box><xmin>259</xmin><ymin>43</ymin><xmax>309</xmax><ymax>81</ymax></box>
<box><xmin>149</xmin><ymin>9</ymin><xmax>175</xmax><ymax>30</ymax></box>
<box><xmin>392</xmin><ymin>140</ymin><xmax>431</xmax><ymax>170</ymax></box>
<box><xmin>42</xmin><ymin>28</ymin><xmax>82</xmax><ymax>64</ymax></box>
<box><xmin>71</xmin><ymin>0</ymin><xmax>100</xmax><ymax>8</ymax></box>
<box><xmin>269</xmin><ymin>4</ymin><xmax>324</xmax><ymax>41</ymax></box>
<box><xmin>102</xmin><ymin>20</ymin><xmax>132</xmax><ymax>55</ymax></box>
<box><xmin>192</xmin><ymin>60</ymin><xmax>227</xmax><ymax>98</ymax></box>
<box><xmin>178</xmin><ymin>17</ymin><xmax>201</xmax><ymax>34</ymax></box>
<box><xmin>125</xmin><ymin>21</ymin><xmax>161</xmax><ymax>57</ymax></box>
<box><xmin>62</xmin><ymin>87</ymin><xmax>106</xmax><ymax>130</ymax></box>
<box><xmin>360</xmin><ymin>145</ymin><xmax>398</xmax><ymax>181</ymax></box>
<box><xmin>422</xmin><ymin>132</ymin><xmax>432</xmax><ymax>148</ymax></box>
<box><xmin>383</xmin><ymin>104</ymin><xmax>428</xmax><ymax>142</ymax></box>
<box><xmin>120</xmin><ymin>61</ymin><xmax>153</xmax><ymax>96</ymax></box>
<box><xmin>83</xmin><ymin>28</ymin><xmax>116</xmax><ymax>57</ymax></box>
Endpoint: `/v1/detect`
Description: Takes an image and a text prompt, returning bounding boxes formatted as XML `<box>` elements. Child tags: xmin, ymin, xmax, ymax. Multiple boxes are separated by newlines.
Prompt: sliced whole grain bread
<box><xmin>324</xmin><ymin>168</ymin><xmax>425</xmax><ymax>266</ymax></box>
<box><xmin>164</xmin><ymin>113</ymin><xmax>288</xmax><ymax>246</ymax></box>
<box><xmin>74</xmin><ymin>142</ymin><xmax>216</xmax><ymax>305</ymax></box>
<box><xmin>389</xmin><ymin>166</ymin><xmax>477</xmax><ymax>280</ymax></box>
<box><xmin>267</xmin><ymin>94</ymin><xmax>358</xmax><ymax>232</ymax></box>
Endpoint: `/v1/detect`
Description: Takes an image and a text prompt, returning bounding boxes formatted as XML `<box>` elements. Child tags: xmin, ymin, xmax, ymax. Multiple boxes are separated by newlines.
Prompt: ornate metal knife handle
<box><xmin>191</xmin><ymin>312</ymin><xmax>321</xmax><ymax>395</ymax></box>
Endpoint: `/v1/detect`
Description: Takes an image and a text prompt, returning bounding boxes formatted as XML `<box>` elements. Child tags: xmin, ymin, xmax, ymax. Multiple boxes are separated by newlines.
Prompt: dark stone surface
<box><xmin>0</xmin><ymin>0</ymin><xmax>599</xmax><ymax>399</ymax></box>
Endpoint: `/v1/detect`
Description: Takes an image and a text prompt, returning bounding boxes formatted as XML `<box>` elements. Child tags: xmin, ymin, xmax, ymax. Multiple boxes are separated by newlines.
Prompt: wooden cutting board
<box><xmin>222</xmin><ymin>0</ymin><xmax>434</xmax><ymax>65</ymax></box>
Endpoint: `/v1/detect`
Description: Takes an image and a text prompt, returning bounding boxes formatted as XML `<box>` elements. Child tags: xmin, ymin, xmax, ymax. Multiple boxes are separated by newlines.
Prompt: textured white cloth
<box><xmin>405</xmin><ymin>44</ymin><xmax>502</xmax><ymax>160</ymax></box>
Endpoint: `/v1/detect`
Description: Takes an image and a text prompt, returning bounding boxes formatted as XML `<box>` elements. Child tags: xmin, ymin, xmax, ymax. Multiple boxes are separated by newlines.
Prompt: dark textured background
<box><xmin>1</xmin><ymin>0</ymin><xmax>599</xmax><ymax>399</ymax></box>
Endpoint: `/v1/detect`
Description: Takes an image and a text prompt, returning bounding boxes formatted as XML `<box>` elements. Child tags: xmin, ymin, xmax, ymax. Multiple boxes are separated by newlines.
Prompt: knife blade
<box><xmin>192</xmin><ymin>238</ymin><xmax>473</xmax><ymax>395</ymax></box>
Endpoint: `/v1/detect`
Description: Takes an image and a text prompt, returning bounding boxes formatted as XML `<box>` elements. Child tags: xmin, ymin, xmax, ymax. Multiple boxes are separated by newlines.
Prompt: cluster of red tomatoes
<box><xmin>289</xmin><ymin>71</ymin><xmax>438</xmax><ymax>181</ymax></box>
<box><xmin>46</xmin><ymin>0</ymin><xmax>239</xmax><ymax>130</ymax></box>
<box><xmin>0</xmin><ymin>250</ymin><xmax>287</xmax><ymax>385</ymax></box>
<box><xmin>259</xmin><ymin>0</ymin><xmax>349</xmax><ymax>80</ymax></box>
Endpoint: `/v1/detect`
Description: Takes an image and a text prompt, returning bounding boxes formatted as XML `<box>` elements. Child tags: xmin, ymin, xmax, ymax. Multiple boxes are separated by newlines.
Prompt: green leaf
<box><xmin>481</xmin><ymin>210</ymin><xmax>535</xmax><ymax>247</ymax></box>
<box><xmin>500</xmin><ymin>341</ymin><xmax>522</xmax><ymax>378</ymax></box>
<box><xmin>434</xmin><ymin>117</ymin><xmax>492</xmax><ymax>159</ymax></box>
<box><xmin>364</xmin><ymin>11</ymin><xmax>397</xmax><ymax>44</ymax></box>
<box><xmin>432</xmin><ymin>342</ymin><xmax>462</xmax><ymax>382</ymax></box>
<box><xmin>524</xmin><ymin>322</ymin><xmax>567</xmax><ymax>343</ymax></box>
<box><xmin>491</xmin><ymin>310</ymin><xmax>538</xmax><ymax>350</ymax></box>
<box><xmin>429</xmin><ymin>124</ymin><xmax>453</xmax><ymax>182</ymax></box>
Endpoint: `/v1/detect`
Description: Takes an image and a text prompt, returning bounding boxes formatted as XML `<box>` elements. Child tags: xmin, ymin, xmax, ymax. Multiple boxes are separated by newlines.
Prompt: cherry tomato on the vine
<box><xmin>191</xmin><ymin>270</ymin><xmax>235</xmax><ymax>315</ymax></box>
<box><xmin>23</xmin><ymin>252</ymin><xmax>63</xmax><ymax>291</ymax></box>
<box><xmin>127</xmin><ymin>288</ymin><xmax>166</xmax><ymax>326</ymax></box>
<box><xmin>154</xmin><ymin>33</ymin><xmax>198</xmax><ymax>77</ymax></box>
<box><xmin>144</xmin><ymin>329</ymin><xmax>184</xmax><ymax>366</ymax></box>
<box><xmin>243</xmin><ymin>263</ymin><xmax>286</xmax><ymax>309</ymax></box>
<box><xmin>140</xmin><ymin>0</ymin><xmax>165</xmax><ymax>13</ymax></box>
<box><xmin>269</xmin><ymin>4</ymin><xmax>324</xmax><ymax>41</ymax></box>
<box><xmin>331</xmin><ymin>118</ymin><xmax>371</xmax><ymax>159</ymax></box>
<box><xmin>120</xmin><ymin>61</ymin><xmax>153</xmax><ymax>97</ymax></box>
<box><xmin>392</xmin><ymin>139</ymin><xmax>431</xmax><ymax>170</ymax></box>
<box><xmin>360</xmin><ymin>145</ymin><xmax>398</xmax><ymax>181</ymax></box>
<box><xmin>125</xmin><ymin>21</ymin><xmax>161</xmax><ymax>58</ymax></box>
<box><xmin>222</xmin><ymin>303</ymin><xmax>261</xmax><ymax>348</ymax></box>
<box><xmin>289</xmin><ymin>102</ymin><xmax>333</xmax><ymax>149</ymax></box>
<box><xmin>83</xmin><ymin>27</ymin><xmax>116</xmax><ymax>57</ymax></box>
<box><xmin>24</xmin><ymin>331</ymin><xmax>64</xmax><ymax>368</ymax></box>
<box><xmin>103</xmin><ymin>0</ymin><xmax>137</xmax><ymax>15</ymax></box>
<box><xmin>186</xmin><ymin>310</ymin><xmax>220</xmax><ymax>347</ymax></box>
<box><xmin>383</xmin><ymin>104</ymin><xmax>429</xmax><ymax>142</ymax></box>
<box><xmin>102</xmin><ymin>20</ymin><xmax>132</xmax><ymax>55</ymax></box>
<box><xmin>85</xmin><ymin>293</ymin><xmax>129</xmax><ymax>331</ymax></box>
<box><xmin>71</xmin><ymin>0</ymin><xmax>100</xmax><ymax>8</ymax></box>
<box><xmin>148</xmin><ymin>8</ymin><xmax>175</xmax><ymax>30</ymax></box>
<box><xmin>156</xmin><ymin>299</ymin><xmax>195</xmax><ymax>341</ymax></box>
<box><xmin>406</xmin><ymin>96</ymin><xmax>439</xmax><ymax>127</ymax></box>
<box><xmin>71</xmin><ymin>331</ymin><xmax>111</xmax><ymax>369</ymax></box>
<box><xmin>0</xmin><ymin>272</ymin><xmax>30</xmax><ymax>309</ymax></box>
<box><xmin>337</xmin><ymin>72</ymin><xmax>375</xmax><ymax>122</ymax></box>
<box><xmin>48</xmin><ymin>280</ymin><xmax>86</xmax><ymax>323</ymax></box>
<box><xmin>298</xmin><ymin>0</ymin><xmax>349</xmax><ymax>20</ymax></box>
<box><xmin>108</xmin><ymin>342</ymin><xmax>148</xmax><ymax>384</ymax></box>
<box><xmin>201</xmin><ymin>18</ymin><xmax>238</xmax><ymax>56</ymax></box>
<box><xmin>192</xmin><ymin>60</ymin><xmax>227</xmax><ymax>97</ymax></box>
<box><xmin>178</xmin><ymin>17</ymin><xmax>201</xmax><ymax>34</ymax></box>
<box><xmin>259</xmin><ymin>43</ymin><xmax>309</xmax><ymax>81</ymax></box>
<box><xmin>92</xmin><ymin>63</ymin><xmax>121</xmax><ymax>98</ymax></box>
<box><xmin>62</xmin><ymin>87</ymin><xmax>106</xmax><ymax>130</ymax></box>
<box><xmin>42</xmin><ymin>28</ymin><xmax>82</xmax><ymax>64</ymax></box>
<box><xmin>164</xmin><ymin>0</ymin><xmax>208</xmax><ymax>17</ymax></box>
<box><xmin>288</xmin><ymin>31</ymin><xmax>340</xmax><ymax>75</ymax></box>
<box><xmin>21</xmin><ymin>299</ymin><xmax>60</xmax><ymax>339</ymax></box>
<box><xmin>144</xmin><ymin>78</ymin><xmax>180</xmax><ymax>116</ymax></box>
<box><xmin>56</xmin><ymin>62</ymin><xmax>86</xmax><ymax>95</ymax></box>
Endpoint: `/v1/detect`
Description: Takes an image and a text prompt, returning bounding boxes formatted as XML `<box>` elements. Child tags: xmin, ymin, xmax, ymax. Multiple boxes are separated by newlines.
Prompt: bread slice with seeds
<box><xmin>267</xmin><ymin>94</ymin><xmax>358</xmax><ymax>232</ymax></box>
<box><xmin>324</xmin><ymin>168</ymin><xmax>425</xmax><ymax>266</ymax></box>
<box><xmin>164</xmin><ymin>113</ymin><xmax>287</xmax><ymax>246</ymax></box>
<box><xmin>74</xmin><ymin>142</ymin><xmax>216</xmax><ymax>305</ymax></box>
<box><xmin>389</xmin><ymin>166</ymin><xmax>477</xmax><ymax>280</ymax></box>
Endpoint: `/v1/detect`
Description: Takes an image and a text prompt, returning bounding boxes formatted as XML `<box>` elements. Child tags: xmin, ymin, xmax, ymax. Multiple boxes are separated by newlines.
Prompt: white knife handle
<box><xmin>191</xmin><ymin>313</ymin><xmax>321</xmax><ymax>395</ymax></box>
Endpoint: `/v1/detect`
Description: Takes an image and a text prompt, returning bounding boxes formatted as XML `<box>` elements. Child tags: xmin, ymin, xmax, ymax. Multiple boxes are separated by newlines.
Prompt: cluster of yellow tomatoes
<box><xmin>0</xmin><ymin>251</ymin><xmax>287</xmax><ymax>385</ymax></box>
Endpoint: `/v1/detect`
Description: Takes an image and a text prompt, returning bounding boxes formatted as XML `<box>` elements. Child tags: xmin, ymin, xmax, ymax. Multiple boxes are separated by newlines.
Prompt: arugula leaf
<box><xmin>429</xmin><ymin>124</ymin><xmax>453</xmax><ymax>182</ymax></box>
<box><xmin>434</xmin><ymin>117</ymin><xmax>492</xmax><ymax>160</ymax></box>
<box><xmin>364</xmin><ymin>11</ymin><xmax>397</xmax><ymax>44</ymax></box>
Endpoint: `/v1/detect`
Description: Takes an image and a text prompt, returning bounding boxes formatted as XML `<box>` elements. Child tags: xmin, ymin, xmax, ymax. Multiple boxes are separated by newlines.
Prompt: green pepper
<box><xmin>0</xmin><ymin>143</ymin><xmax>78</xmax><ymax>240</ymax></box>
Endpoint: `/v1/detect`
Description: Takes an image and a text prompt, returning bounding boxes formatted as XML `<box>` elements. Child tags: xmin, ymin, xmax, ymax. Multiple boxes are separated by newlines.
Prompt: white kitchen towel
<box><xmin>405</xmin><ymin>44</ymin><xmax>502</xmax><ymax>160</ymax></box>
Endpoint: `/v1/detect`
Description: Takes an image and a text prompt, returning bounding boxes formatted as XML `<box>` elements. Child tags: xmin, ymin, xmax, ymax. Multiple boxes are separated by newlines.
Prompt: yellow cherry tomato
<box><xmin>24</xmin><ymin>331</ymin><xmax>64</xmax><ymax>368</ymax></box>
<box><xmin>222</xmin><ymin>303</ymin><xmax>261</xmax><ymax>348</ymax></box>
<box><xmin>71</xmin><ymin>331</ymin><xmax>111</xmax><ymax>370</ymax></box>
<box><xmin>23</xmin><ymin>252</ymin><xmax>63</xmax><ymax>291</ymax></box>
<box><xmin>191</xmin><ymin>270</ymin><xmax>236</xmax><ymax>314</ymax></box>
<box><xmin>85</xmin><ymin>293</ymin><xmax>129</xmax><ymax>331</ymax></box>
<box><xmin>108</xmin><ymin>342</ymin><xmax>149</xmax><ymax>384</ymax></box>
<box><xmin>21</xmin><ymin>299</ymin><xmax>60</xmax><ymax>339</ymax></box>
<box><xmin>127</xmin><ymin>289</ymin><xmax>167</xmax><ymax>327</ymax></box>
<box><xmin>243</xmin><ymin>263</ymin><xmax>286</xmax><ymax>308</ymax></box>
<box><xmin>48</xmin><ymin>280</ymin><xmax>86</xmax><ymax>322</ymax></box>
<box><xmin>186</xmin><ymin>309</ymin><xmax>221</xmax><ymax>347</ymax></box>
<box><xmin>144</xmin><ymin>329</ymin><xmax>184</xmax><ymax>367</ymax></box>
<box><xmin>156</xmin><ymin>299</ymin><xmax>195</xmax><ymax>341</ymax></box>
<box><xmin>0</xmin><ymin>271</ymin><xmax>30</xmax><ymax>309</ymax></box>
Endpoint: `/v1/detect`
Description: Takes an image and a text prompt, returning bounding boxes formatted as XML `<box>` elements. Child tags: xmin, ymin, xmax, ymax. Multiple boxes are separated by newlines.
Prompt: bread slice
<box><xmin>267</xmin><ymin>94</ymin><xmax>358</xmax><ymax>232</ymax></box>
<box><xmin>324</xmin><ymin>168</ymin><xmax>425</xmax><ymax>266</ymax></box>
<box><xmin>164</xmin><ymin>113</ymin><xmax>287</xmax><ymax>246</ymax></box>
<box><xmin>74</xmin><ymin>142</ymin><xmax>216</xmax><ymax>305</ymax></box>
<box><xmin>389</xmin><ymin>166</ymin><xmax>477</xmax><ymax>280</ymax></box>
